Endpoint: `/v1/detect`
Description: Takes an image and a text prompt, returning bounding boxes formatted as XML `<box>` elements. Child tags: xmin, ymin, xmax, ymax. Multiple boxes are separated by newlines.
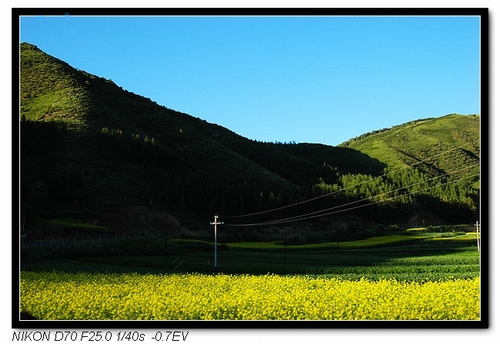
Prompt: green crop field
<box><xmin>18</xmin><ymin>40</ymin><xmax>483</xmax><ymax>324</ymax></box>
<box><xmin>20</xmin><ymin>231</ymin><xmax>482</xmax><ymax>321</ymax></box>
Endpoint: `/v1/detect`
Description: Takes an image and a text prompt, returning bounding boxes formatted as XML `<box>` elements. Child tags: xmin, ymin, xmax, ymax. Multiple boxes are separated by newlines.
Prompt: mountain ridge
<box><xmin>19</xmin><ymin>42</ymin><xmax>480</xmax><ymax>236</ymax></box>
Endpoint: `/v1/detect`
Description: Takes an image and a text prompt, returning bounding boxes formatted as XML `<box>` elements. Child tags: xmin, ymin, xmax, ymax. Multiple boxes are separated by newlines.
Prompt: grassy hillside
<box><xmin>340</xmin><ymin>114</ymin><xmax>480</xmax><ymax>176</ymax></box>
<box><xmin>19</xmin><ymin>42</ymin><xmax>480</xmax><ymax>239</ymax></box>
<box><xmin>20</xmin><ymin>43</ymin><xmax>300</xmax><ymax>213</ymax></box>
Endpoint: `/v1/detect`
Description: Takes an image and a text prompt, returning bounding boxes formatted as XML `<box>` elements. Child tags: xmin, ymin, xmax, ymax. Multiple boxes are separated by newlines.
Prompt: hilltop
<box><xmin>340</xmin><ymin>114</ymin><xmax>479</xmax><ymax>174</ymax></box>
<box><xmin>19</xmin><ymin>42</ymin><xmax>480</xmax><ymax>239</ymax></box>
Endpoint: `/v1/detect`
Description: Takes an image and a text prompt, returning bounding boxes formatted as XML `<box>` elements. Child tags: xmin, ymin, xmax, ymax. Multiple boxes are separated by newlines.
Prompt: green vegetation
<box><xmin>18</xmin><ymin>43</ymin><xmax>483</xmax><ymax>324</ymax></box>
<box><xmin>225</xmin><ymin>234</ymin><xmax>423</xmax><ymax>251</ymax></box>
<box><xmin>21</xmin><ymin>228</ymin><xmax>479</xmax><ymax>280</ymax></box>
<box><xmin>20</xmin><ymin>222</ymin><xmax>480</xmax><ymax>320</ymax></box>
<box><xmin>19</xmin><ymin>42</ymin><xmax>480</xmax><ymax>243</ymax></box>
<box><xmin>20</xmin><ymin>271</ymin><xmax>480</xmax><ymax>320</ymax></box>
<box><xmin>44</xmin><ymin>218</ymin><xmax>108</xmax><ymax>233</ymax></box>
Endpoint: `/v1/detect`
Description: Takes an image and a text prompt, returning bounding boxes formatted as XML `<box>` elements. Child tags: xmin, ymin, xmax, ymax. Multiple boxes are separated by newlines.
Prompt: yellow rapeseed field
<box><xmin>20</xmin><ymin>271</ymin><xmax>480</xmax><ymax>320</ymax></box>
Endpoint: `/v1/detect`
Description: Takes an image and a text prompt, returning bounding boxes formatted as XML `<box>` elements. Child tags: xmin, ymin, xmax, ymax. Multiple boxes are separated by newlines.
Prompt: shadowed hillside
<box><xmin>19</xmin><ymin>42</ymin><xmax>480</xmax><ymax>239</ymax></box>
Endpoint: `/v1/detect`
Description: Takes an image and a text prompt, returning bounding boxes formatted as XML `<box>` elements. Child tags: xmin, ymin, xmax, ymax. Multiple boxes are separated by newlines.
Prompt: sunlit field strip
<box><xmin>21</xmin><ymin>272</ymin><xmax>480</xmax><ymax>320</ymax></box>
<box><xmin>226</xmin><ymin>234</ymin><xmax>425</xmax><ymax>250</ymax></box>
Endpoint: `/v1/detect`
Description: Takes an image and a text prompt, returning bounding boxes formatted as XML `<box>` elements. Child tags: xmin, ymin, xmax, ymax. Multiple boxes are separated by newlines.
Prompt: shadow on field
<box><xmin>20</xmin><ymin>236</ymin><xmax>480</xmax><ymax>280</ymax></box>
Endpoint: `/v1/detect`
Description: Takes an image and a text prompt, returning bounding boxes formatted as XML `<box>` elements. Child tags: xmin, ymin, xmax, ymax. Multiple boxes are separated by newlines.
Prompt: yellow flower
<box><xmin>20</xmin><ymin>272</ymin><xmax>480</xmax><ymax>321</ymax></box>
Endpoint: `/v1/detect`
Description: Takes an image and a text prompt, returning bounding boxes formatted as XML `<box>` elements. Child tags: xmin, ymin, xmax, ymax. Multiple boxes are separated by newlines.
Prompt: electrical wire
<box><xmin>222</xmin><ymin>168</ymin><xmax>479</xmax><ymax>227</ymax></box>
<box><xmin>227</xmin><ymin>164</ymin><xmax>475</xmax><ymax>225</ymax></box>
<box><xmin>221</xmin><ymin>140</ymin><xmax>479</xmax><ymax>221</ymax></box>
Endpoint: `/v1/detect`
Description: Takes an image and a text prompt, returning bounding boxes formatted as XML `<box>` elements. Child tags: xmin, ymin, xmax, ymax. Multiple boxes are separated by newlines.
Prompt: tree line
<box><xmin>20</xmin><ymin>120</ymin><xmax>479</xmax><ymax>231</ymax></box>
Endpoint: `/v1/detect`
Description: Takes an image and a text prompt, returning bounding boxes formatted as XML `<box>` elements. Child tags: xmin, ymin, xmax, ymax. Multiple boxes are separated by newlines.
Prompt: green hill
<box><xmin>339</xmin><ymin>114</ymin><xmax>479</xmax><ymax>175</ymax></box>
<box><xmin>19</xmin><ymin>42</ymin><xmax>480</xmax><ymax>238</ymax></box>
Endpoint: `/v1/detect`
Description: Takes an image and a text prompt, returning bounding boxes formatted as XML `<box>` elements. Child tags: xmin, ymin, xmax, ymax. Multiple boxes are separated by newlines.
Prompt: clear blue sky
<box><xmin>19</xmin><ymin>14</ymin><xmax>481</xmax><ymax>146</ymax></box>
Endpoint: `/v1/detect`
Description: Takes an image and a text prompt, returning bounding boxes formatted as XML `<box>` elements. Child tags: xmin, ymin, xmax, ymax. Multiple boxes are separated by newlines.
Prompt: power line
<box><xmin>288</xmin><ymin>172</ymin><xmax>479</xmax><ymax>225</ymax></box>
<box><xmin>225</xmin><ymin>172</ymin><xmax>479</xmax><ymax>227</ymax></box>
<box><xmin>227</xmin><ymin>164</ymin><xmax>475</xmax><ymax>225</ymax></box>
<box><xmin>223</xmin><ymin>170</ymin><xmax>479</xmax><ymax>227</ymax></box>
<box><xmin>221</xmin><ymin>140</ymin><xmax>479</xmax><ymax>220</ymax></box>
<box><xmin>223</xmin><ymin>139</ymin><xmax>479</xmax><ymax>219</ymax></box>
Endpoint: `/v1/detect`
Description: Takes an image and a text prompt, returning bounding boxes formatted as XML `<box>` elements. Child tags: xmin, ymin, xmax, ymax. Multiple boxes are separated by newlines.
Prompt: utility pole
<box><xmin>210</xmin><ymin>214</ymin><xmax>223</xmax><ymax>268</ymax></box>
<box><xmin>476</xmin><ymin>220</ymin><xmax>480</xmax><ymax>252</ymax></box>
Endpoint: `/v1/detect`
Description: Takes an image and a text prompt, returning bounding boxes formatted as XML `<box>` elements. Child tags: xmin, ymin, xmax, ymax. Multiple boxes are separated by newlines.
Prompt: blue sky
<box><xmin>19</xmin><ymin>14</ymin><xmax>481</xmax><ymax>146</ymax></box>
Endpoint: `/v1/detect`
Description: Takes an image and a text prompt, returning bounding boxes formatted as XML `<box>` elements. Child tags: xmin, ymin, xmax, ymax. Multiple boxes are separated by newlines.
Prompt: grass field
<box><xmin>19</xmin><ymin>232</ymin><xmax>482</xmax><ymax>321</ymax></box>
